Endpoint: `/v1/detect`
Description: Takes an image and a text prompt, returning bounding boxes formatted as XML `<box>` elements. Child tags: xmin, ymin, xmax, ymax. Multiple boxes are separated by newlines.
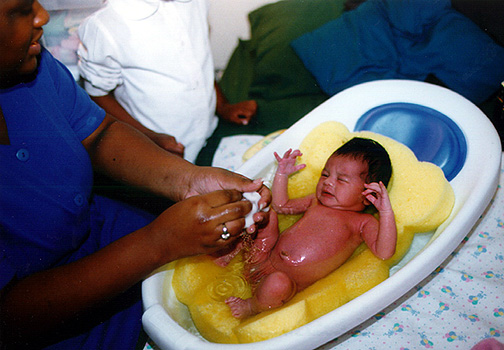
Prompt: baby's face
<box><xmin>315</xmin><ymin>155</ymin><xmax>368</xmax><ymax>211</ymax></box>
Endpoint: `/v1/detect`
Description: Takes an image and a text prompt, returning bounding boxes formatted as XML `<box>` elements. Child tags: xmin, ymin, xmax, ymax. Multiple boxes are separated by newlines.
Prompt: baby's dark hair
<box><xmin>333</xmin><ymin>137</ymin><xmax>392</xmax><ymax>187</ymax></box>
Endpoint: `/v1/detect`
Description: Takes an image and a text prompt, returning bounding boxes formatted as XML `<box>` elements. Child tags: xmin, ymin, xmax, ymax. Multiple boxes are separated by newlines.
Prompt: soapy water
<box><xmin>207</xmin><ymin>273</ymin><xmax>249</xmax><ymax>302</ymax></box>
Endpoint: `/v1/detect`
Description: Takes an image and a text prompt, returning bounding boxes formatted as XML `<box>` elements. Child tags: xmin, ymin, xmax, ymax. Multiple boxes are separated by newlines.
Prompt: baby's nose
<box><xmin>324</xmin><ymin>177</ymin><xmax>335</xmax><ymax>187</ymax></box>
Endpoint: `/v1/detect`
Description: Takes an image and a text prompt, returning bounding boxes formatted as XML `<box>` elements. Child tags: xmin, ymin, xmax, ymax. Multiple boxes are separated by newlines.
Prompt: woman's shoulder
<box><xmin>38</xmin><ymin>48</ymin><xmax>77</xmax><ymax>89</ymax></box>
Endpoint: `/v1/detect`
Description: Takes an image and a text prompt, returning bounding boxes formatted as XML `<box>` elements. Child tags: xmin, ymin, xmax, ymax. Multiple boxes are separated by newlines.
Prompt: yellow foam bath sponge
<box><xmin>172</xmin><ymin>254</ymin><xmax>251</xmax><ymax>343</ymax></box>
<box><xmin>234</xmin><ymin>299</ymin><xmax>309</xmax><ymax>343</ymax></box>
<box><xmin>288</xmin><ymin>122</ymin><xmax>351</xmax><ymax>198</ymax></box>
<box><xmin>293</xmin><ymin>248</ymin><xmax>390</xmax><ymax>320</ymax></box>
<box><xmin>355</xmin><ymin>131</ymin><xmax>454</xmax><ymax>234</ymax></box>
<box><xmin>169</xmin><ymin>121</ymin><xmax>455</xmax><ymax>344</ymax></box>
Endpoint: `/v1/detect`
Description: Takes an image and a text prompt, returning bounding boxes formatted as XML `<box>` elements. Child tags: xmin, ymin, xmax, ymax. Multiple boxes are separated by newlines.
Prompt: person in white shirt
<box><xmin>78</xmin><ymin>0</ymin><xmax>257</xmax><ymax>162</ymax></box>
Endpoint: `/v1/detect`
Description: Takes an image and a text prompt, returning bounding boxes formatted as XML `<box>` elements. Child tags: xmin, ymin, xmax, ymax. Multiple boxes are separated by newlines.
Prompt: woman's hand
<box><xmin>182</xmin><ymin>167</ymin><xmax>272</xmax><ymax>234</ymax></box>
<box><xmin>146</xmin><ymin>189</ymin><xmax>258</xmax><ymax>262</ymax></box>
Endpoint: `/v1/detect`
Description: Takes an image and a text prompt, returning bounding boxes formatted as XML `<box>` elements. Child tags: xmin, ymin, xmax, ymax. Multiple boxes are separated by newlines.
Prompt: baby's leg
<box><xmin>245</xmin><ymin>211</ymin><xmax>279</xmax><ymax>266</ymax></box>
<box><xmin>226</xmin><ymin>270</ymin><xmax>296</xmax><ymax>319</ymax></box>
<box><xmin>255</xmin><ymin>210</ymin><xmax>279</xmax><ymax>243</ymax></box>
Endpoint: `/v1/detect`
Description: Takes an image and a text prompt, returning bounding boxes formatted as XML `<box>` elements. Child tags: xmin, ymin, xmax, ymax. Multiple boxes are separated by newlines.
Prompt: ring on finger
<box><xmin>220</xmin><ymin>223</ymin><xmax>231</xmax><ymax>240</ymax></box>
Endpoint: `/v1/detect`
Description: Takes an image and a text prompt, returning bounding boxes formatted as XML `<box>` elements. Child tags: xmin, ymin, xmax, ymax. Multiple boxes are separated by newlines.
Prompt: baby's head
<box><xmin>315</xmin><ymin>138</ymin><xmax>392</xmax><ymax>211</ymax></box>
<box><xmin>331</xmin><ymin>137</ymin><xmax>392</xmax><ymax>187</ymax></box>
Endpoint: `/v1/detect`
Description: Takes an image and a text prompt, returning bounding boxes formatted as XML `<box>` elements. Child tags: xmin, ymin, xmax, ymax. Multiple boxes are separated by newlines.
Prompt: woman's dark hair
<box><xmin>333</xmin><ymin>137</ymin><xmax>392</xmax><ymax>187</ymax></box>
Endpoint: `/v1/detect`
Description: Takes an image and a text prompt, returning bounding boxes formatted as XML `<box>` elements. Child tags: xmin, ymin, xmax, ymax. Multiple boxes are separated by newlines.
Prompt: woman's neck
<box><xmin>0</xmin><ymin>107</ymin><xmax>10</xmax><ymax>145</ymax></box>
<box><xmin>0</xmin><ymin>68</ymin><xmax>37</xmax><ymax>89</ymax></box>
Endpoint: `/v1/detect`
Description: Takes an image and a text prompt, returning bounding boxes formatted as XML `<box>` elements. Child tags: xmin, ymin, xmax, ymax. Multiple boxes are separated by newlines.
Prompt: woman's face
<box><xmin>0</xmin><ymin>0</ymin><xmax>49</xmax><ymax>83</ymax></box>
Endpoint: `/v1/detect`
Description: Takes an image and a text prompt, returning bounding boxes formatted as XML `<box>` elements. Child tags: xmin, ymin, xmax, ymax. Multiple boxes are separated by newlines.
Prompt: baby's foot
<box><xmin>225</xmin><ymin>296</ymin><xmax>255</xmax><ymax>319</ymax></box>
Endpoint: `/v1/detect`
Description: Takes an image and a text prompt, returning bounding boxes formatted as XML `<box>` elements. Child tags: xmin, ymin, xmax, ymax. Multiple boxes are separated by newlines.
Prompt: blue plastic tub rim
<box><xmin>354</xmin><ymin>102</ymin><xmax>467</xmax><ymax>181</ymax></box>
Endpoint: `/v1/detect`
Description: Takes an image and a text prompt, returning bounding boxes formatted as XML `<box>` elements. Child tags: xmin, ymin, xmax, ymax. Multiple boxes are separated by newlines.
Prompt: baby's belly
<box><xmin>270</xmin><ymin>234</ymin><xmax>358</xmax><ymax>290</ymax></box>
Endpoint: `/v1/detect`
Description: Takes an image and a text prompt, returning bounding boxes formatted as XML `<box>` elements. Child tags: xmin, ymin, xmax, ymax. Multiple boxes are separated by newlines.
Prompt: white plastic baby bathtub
<box><xmin>142</xmin><ymin>80</ymin><xmax>501</xmax><ymax>350</ymax></box>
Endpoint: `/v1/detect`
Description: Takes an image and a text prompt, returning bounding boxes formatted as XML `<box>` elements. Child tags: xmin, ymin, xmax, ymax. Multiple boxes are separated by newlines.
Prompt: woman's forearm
<box><xmin>83</xmin><ymin>114</ymin><xmax>195</xmax><ymax>201</ymax></box>
<box><xmin>0</xmin><ymin>226</ymin><xmax>161</xmax><ymax>346</ymax></box>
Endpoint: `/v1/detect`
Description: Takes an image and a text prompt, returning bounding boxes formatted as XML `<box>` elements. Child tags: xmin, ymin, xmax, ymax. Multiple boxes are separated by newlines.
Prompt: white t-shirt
<box><xmin>78</xmin><ymin>0</ymin><xmax>218</xmax><ymax>162</ymax></box>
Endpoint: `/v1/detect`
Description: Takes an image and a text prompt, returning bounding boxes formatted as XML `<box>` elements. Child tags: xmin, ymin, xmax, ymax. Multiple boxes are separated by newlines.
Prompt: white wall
<box><xmin>208</xmin><ymin>0</ymin><xmax>276</xmax><ymax>70</ymax></box>
<box><xmin>40</xmin><ymin>0</ymin><xmax>103</xmax><ymax>10</ymax></box>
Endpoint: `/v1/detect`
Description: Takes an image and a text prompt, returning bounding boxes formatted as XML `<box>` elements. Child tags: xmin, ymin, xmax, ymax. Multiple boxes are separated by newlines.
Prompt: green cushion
<box><xmin>247</xmin><ymin>0</ymin><xmax>345</xmax><ymax>100</ymax></box>
<box><xmin>219</xmin><ymin>39</ymin><xmax>256</xmax><ymax>103</ymax></box>
<box><xmin>200</xmin><ymin>0</ymin><xmax>343</xmax><ymax>165</ymax></box>
<box><xmin>195</xmin><ymin>94</ymin><xmax>328</xmax><ymax>166</ymax></box>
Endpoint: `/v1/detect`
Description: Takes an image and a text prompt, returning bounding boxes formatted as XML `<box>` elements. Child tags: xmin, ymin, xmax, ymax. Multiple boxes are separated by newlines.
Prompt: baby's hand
<box><xmin>362</xmin><ymin>182</ymin><xmax>393</xmax><ymax>213</ymax></box>
<box><xmin>274</xmin><ymin>149</ymin><xmax>306</xmax><ymax>176</ymax></box>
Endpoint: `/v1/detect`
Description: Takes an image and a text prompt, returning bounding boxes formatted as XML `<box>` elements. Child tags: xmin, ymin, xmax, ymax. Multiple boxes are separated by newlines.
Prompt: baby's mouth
<box><xmin>321</xmin><ymin>190</ymin><xmax>334</xmax><ymax>197</ymax></box>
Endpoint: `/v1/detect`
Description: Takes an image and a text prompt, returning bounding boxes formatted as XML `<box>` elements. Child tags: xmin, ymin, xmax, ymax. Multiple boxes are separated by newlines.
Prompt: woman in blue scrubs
<box><xmin>0</xmin><ymin>1</ymin><xmax>270</xmax><ymax>348</ymax></box>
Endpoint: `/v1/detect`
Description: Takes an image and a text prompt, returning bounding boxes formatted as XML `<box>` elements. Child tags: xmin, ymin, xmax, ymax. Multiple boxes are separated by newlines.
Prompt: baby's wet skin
<box><xmin>267</xmin><ymin>204</ymin><xmax>365</xmax><ymax>291</ymax></box>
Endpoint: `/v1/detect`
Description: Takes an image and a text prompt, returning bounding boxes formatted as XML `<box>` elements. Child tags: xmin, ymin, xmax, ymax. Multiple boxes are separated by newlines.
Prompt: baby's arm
<box><xmin>271</xmin><ymin>149</ymin><xmax>312</xmax><ymax>214</ymax></box>
<box><xmin>361</xmin><ymin>182</ymin><xmax>397</xmax><ymax>260</ymax></box>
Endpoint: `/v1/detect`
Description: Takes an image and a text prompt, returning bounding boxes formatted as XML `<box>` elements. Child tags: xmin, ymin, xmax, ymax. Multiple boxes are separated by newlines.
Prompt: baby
<box><xmin>225</xmin><ymin>137</ymin><xmax>397</xmax><ymax>319</ymax></box>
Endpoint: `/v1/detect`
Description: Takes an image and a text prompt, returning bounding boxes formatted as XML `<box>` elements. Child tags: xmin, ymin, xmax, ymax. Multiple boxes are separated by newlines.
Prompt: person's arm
<box><xmin>361</xmin><ymin>182</ymin><xmax>397</xmax><ymax>260</ymax></box>
<box><xmin>83</xmin><ymin>114</ymin><xmax>271</xmax><ymax>205</ymax></box>
<box><xmin>78</xmin><ymin>18</ymin><xmax>185</xmax><ymax>157</ymax></box>
<box><xmin>0</xmin><ymin>189</ymin><xmax>253</xmax><ymax>347</ymax></box>
<box><xmin>91</xmin><ymin>93</ymin><xmax>185</xmax><ymax>158</ymax></box>
<box><xmin>215</xmin><ymin>82</ymin><xmax>257</xmax><ymax>126</ymax></box>
<box><xmin>271</xmin><ymin>149</ymin><xmax>313</xmax><ymax>214</ymax></box>
<box><xmin>0</xmin><ymin>115</ymin><xmax>271</xmax><ymax>347</ymax></box>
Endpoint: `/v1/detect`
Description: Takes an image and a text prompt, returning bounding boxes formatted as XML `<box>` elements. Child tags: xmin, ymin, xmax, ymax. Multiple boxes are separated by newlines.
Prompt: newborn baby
<box><xmin>225</xmin><ymin>137</ymin><xmax>397</xmax><ymax>319</ymax></box>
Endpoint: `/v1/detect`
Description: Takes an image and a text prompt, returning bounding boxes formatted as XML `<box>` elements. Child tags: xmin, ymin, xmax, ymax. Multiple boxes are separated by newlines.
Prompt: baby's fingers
<box><xmin>294</xmin><ymin>163</ymin><xmax>307</xmax><ymax>173</ymax></box>
<box><xmin>277</xmin><ymin>149</ymin><xmax>303</xmax><ymax>161</ymax></box>
<box><xmin>256</xmin><ymin>182</ymin><xmax>272</xmax><ymax>210</ymax></box>
<box><xmin>363</xmin><ymin>183</ymin><xmax>379</xmax><ymax>198</ymax></box>
<box><xmin>363</xmin><ymin>182</ymin><xmax>381</xmax><ymax>191</ymax></box>
<box><xmin>290</xmin><ymin>149</ymin><xmax>303</xmax><ymax>158</ymax></box>
<box><xmin>282</xmin><ymin>149</ymin><xmax>293</xmax><ymax>159</ymax></box>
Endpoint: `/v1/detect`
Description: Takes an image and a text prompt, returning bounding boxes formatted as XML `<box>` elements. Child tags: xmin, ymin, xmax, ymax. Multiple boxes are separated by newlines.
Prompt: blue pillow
<box><xmin>383</xmin><ymin>0</ymin><xmax>449</xmax><ymax>36</ymax></box>
<box><xmin>400</xmin><ymin>9</ymin><xmax>504</xmax><ymax>104</ymax></box>
<box><xmin>291</xmin><ymin>0</ymin><xmax>504</xmax><ymax>104</ymax></box>
<box><xmin>291</xmin><ymin>1</ymin><xmax>412</xmax><ymax>96</ymax></box>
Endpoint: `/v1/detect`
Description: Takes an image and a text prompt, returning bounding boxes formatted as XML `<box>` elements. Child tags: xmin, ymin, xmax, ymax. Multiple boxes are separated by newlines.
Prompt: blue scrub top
<box><xmin>0</xmin><ymin>49</ymin><xmax>154</xmax><ymax>349</ymax></box>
